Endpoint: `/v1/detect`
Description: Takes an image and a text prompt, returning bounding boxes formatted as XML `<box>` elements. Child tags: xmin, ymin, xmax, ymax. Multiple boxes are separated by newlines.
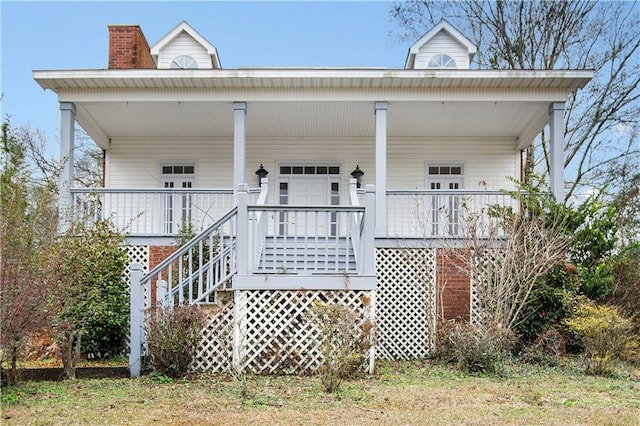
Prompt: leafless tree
<box><xmin>390</xmin><ymin>1</ymin><xmax>640</xmax><ymax>202</ymax></box>
<box><xmin>442</xmin><ymin>203</ymin><xmax>569</xmax><ymax>331</ymax></box>
<box><xmin>17</xmin><ymin>125</ymin><xmax>103</xmax><ymax>189</ymax></box>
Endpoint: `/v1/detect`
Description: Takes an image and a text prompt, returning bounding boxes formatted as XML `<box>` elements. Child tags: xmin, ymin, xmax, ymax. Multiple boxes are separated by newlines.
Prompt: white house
<box><xmin>34</xmin><ymin>21</ymin><xmax>592</xmax><ymax>376</ymax></box>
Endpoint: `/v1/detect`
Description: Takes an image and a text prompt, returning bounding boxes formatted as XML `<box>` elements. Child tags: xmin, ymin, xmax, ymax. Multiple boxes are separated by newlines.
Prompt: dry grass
<box><xmin>2</xmin><ymin>360</ymin><xmax>639</xmax><ymax>425</ymax></box>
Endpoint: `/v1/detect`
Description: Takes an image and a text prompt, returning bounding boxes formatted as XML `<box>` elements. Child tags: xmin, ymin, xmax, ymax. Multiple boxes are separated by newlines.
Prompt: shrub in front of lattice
<box><xmin>307</xmin><ymin>302</ymin><xmax>373</xmax><ymax>393</ymax></box>
<box><xmin>145</xmin><ymin>305</ymin><xmax>207</xmax><ymax>378</ymax></box>
<box><xmin>436</xmin><ymin>321</ymin><xmax>515</xmax><ymax>375</ymax></box>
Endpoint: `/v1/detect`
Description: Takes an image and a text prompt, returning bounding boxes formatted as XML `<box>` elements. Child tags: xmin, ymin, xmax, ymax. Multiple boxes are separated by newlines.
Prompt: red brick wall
<box><xmin>148</xmin><ymin>245</ymin><xmax>175</xmax><ymax>306</ymax></box>
<box><xmin>436</xmin><ymin>248</ymin><xmax>470</xmax><ymax>322</ymax></box>
<box><xmin>108</xmin><ymin>25</ymin><xmax>156</xmax><ymax>69</ymax></box>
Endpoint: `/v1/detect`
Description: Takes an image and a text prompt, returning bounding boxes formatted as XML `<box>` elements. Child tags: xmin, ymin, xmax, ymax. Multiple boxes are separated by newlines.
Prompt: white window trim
<box><xmin>158</xmin><ymin>161</ymin><xmax>197</xmax><ymax>185</ymax></box>
<box><xmin>276</xmin><ymin>161</ymin><xmax>343</xmax><ymax>203</ymax></box>
<box><xmin>428</xmin><ymin>54</ymin><xmax>457</xmax><ymax>68</ymax></box>
<box><xmin>425</xmin><ymin>161</ymin><xmax>465</xmax><ymax>189</ymax></box>
<box><xmin>170</xmin><ymin>55</ymin><xmax>198</xmax><ymax>69</ymax></box>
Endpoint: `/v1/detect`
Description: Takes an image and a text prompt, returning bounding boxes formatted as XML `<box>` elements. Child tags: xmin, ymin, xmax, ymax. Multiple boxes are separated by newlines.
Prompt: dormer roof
<box><xmin>150</xmin><ymin>21</ymin><xmax>222</xmax><ymax>69</ymax></box>
<box><xmin>405</xmin><ymin>20</ymin><xmax>477</xmax><ymax>70</ymax></box>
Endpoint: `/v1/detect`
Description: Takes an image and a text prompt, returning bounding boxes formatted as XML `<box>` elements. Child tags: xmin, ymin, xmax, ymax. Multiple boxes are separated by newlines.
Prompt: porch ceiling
<box><xmin>75</xmin><ymin>99</ymin><xmax>548</xmax><ymax>148</ymax></box>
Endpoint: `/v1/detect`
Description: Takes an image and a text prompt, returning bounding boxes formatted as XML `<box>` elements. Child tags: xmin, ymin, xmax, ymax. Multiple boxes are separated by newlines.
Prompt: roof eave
<box><xmin>33</xmin><ymin>68</ymin><xmax>594</xmax><ymax>92</ymax></box>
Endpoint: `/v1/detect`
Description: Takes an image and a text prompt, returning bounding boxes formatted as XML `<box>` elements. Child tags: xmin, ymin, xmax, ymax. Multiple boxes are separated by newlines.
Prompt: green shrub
<box><xmin>514</xmin><ymin>263</ymin><xmax>579</xmax><ymax>345</ymax></box>
<box><xmin>436</xmin><ymin>322</ymin><xmax>515</xmax><ymax>375</ymax></box>
<box><xmin>145</xmin><ymin>305</ymin><xmax>207</xmax><ymax>378</ymax></box>
<box><xmin>50</xmin><ymin>221</ymin><xmax>129</xmax><ymax>377</ymax></box>
<box><xmin>307</xmin><ymin>302</ymin><xmax>373</xmax><ymax>393</ymax></box>
<box><xmin>564</xmin><ymin>301</ymin><xmax>638</xmax><ymax>375</ymax></box>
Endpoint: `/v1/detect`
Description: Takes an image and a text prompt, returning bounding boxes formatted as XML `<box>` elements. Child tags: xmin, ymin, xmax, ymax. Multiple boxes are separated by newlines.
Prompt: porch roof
<box><xmin>34</xmin><ymin>67</ymin><xmax>592</xmax><ymax>91</ymax></box>
<box><xmin>33</xmin><ymin>67</ymin><xmax>592</xmax><ymax>150</ymax></box>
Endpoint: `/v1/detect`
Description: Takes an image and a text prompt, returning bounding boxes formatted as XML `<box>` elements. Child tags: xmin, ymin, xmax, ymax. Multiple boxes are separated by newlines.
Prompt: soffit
<box><xmin>75</xmin><ymin>100</ymin><xmax>548</xmax><ymax>148</ymax></box>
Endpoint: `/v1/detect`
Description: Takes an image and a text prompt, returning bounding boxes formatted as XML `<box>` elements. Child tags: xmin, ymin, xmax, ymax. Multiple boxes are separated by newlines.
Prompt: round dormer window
<box><xmin>170</xmin><ymin>55</ymin><xmax>198</xmax><ymax>69</ymax></box>
<box><xmin>428</xmin><ymin>54</ymin><xmax>457</xmax><ymax>68</ymax></box>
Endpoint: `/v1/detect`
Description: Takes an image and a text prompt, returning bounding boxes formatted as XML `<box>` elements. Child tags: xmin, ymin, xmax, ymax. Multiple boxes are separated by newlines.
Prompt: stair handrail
<box><xmin>140</xmin><ymin>206</ymin><xmax>239</xmax><ymax>306</ymax></box>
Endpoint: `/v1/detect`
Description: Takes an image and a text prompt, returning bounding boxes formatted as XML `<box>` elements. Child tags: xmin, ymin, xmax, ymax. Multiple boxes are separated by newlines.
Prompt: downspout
<box><xmin>102</xmin><ymin>149</ymin><xmax>106</xmax><ymax>187</ymax></box>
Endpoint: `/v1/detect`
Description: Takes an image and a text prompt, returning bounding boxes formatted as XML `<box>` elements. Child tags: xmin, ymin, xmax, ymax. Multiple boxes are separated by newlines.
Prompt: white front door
<box><xmin>277</xmin><ymin>163</ymin><xmax>341</xmax><ymax>237</ymax></box>
<box><xmin>289</xmin><ymin>178</ymin><xmax>329</xmax><ymax>236</ymax></box>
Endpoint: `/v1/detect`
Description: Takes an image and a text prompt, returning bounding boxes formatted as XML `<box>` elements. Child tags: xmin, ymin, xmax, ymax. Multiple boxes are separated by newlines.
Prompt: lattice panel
<box><xmin>470</xmin><ymin>248</ymin><xmax>507</xmax><ymax>326</ymax></box>
<box><xmin>123</xmin><ymin>245</ymin><xmax>150</xmax><ymax>308</ymax></box>
<box><xmin>375</xmin><ymin>248</ymin><xmax>436</xmax><ymax>360</ymax></box>
<box><xmin>124</xmin><ymin>245</ymin><xmax>150</xmax><ymax>275</ymax></box>
<box><xmin>237</xmin><ymin>290</ymin><xmax>371</xmax><ymax>374</ymax></box>
<box><xmin>192</xmin><ymin>292</ymin><xmax>235</xmax><ymax>373</ymax></box>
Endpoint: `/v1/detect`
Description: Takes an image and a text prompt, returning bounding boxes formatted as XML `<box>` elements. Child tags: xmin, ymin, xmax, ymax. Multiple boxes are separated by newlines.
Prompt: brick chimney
<box><xmin>108</xmin><ymin>25</ymin><xmax>156</xmax><ymax>69</ymax></box>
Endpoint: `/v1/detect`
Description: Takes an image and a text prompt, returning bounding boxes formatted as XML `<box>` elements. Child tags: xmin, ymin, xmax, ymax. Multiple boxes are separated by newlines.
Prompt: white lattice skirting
<box><xmin>375</xmin><ymin>248</ymin><xmax>437</xmax><ymax>360</ymax></box>
<box><xmin>191</xmin><ymin>289</ymin><xmax>372</xmax><ymax>374</ymax></box>
<box><xmin>470</xmin><ymin>248</ymin><xmax>506</xmax><ymax>327</ymax></box>
<box><xmin>131</xmin><ymin>246</ymin><xmax>442</xmax><ymax>373</ymax></box>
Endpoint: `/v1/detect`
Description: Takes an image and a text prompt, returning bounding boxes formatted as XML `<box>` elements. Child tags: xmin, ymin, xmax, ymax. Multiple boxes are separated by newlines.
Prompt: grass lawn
<box><xmin>2</xmin><ymin>360</ymin><xmax>639</xmax><ymax>425</ymax></box>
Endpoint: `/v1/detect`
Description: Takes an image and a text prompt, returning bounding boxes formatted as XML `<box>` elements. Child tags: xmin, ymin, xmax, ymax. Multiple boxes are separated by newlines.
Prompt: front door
<box><xmin>277</xmin><ymin>164</ymin><xmax>341</xmax><ymax>237</ymax></box>
<box><xmin>289</xmin><ymin>178</ymin><xmax>329</xmax><ymax>236</ymax></box>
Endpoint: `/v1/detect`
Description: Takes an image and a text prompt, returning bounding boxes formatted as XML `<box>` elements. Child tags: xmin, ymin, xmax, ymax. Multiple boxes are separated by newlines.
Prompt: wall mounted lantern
<box><xmin>350</xmin><ymin>165</ymin><xmax>364</xmax><ymax>188</ymax></box>
<box><xmin>255</xmin><ymin>164</ymin><xmax>269</xmax><ymax>186</ymax></box>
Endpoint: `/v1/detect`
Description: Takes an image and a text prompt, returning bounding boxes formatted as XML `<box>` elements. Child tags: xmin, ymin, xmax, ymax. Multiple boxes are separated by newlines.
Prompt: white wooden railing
<box><xmin>142</xmin><ymin>206</ymin><xmax>239</xmax><ymax>306</ymax></box>
<box><xmin>247</xmin><ymin>205</ymin><xmax>366</xmax><ymax>274</ymax></box>
<box><xmin>386</xmin><ymin>190</ymin><xmax>520</xmax><ymax>238</ymax></box>
<box><xmin>70</xmin><ymin>187</ymin><xmax>253</xmax><ymax>236</ymax></box>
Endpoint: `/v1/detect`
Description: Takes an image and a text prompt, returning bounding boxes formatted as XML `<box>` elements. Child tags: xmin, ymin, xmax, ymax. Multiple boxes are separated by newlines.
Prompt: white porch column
<box><xmin>129</xmin><ymin>262</ymin><xmax>144</xmax><ymax>378</ymax></box>
<box><xmin>233</xmin><ymin>102</ymin><xmax>247</xmax><ymax>202</ymax></box>
<box><xmin>374</xmin><ymin>102</ymin><xmax>388</xmax><ymax>237</ymax></box>
<box><xmin>59</xmin><ymin>102</ymin><xmax>76</xmax><ymax>231</ymax></box>
<box><xmin>549</xmin><ymin>102</ymin><xmax>565</xmax><ymax>202</ymax></box>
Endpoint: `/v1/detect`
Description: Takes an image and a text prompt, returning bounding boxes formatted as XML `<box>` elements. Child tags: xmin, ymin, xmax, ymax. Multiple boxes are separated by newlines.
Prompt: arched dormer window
<box><xmin>170</xmin><ymin>55</ymin><xmax>198</xmax><ymax>69</ymax></box>
<box><xmin>428</xmin><ymin>54</ymin><xmax>457</xmax><ymax>68</ymax></box>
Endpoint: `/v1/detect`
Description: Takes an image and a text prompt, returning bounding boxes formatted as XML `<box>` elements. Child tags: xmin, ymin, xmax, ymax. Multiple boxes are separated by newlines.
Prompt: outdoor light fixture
<box><xmin>351</xmin><ymin>165</ymin><xmax>364</xmax><ymax>188</ymax></box>
<box><xmin>255</xmin><ymin>164</ymin><xmax>269</xmax><ymax>186</ymax></box>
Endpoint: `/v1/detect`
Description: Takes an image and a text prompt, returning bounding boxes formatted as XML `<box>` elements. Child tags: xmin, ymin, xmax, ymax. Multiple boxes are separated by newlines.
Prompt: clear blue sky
<box><xmin>1</xmin><ymin>0</ymin><xmax>404</xmax><ymax>154</ymax></box>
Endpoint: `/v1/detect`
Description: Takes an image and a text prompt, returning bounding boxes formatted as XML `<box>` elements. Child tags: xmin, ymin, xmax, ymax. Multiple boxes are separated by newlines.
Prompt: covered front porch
<box><xmin>37</xmin><ymin>70</ymin><xmax>586</xmax><ymax>243</ymax></box>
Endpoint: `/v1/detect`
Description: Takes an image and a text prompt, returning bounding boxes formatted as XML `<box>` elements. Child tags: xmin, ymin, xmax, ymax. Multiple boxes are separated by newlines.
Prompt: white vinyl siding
<box><xmin>413</xmin><ymin>31</ymin><xmax>470</xmax><ymax>69</ymax></box>
<box><xmin>106</xmin><ymin>137</ymin><xmax>517</xmax><ymax>197</ymax></box>
<box><xmin>156</xmin><ymin>31</ymin><xmax>213</xmax><ymax>69</ymax></box>
<box><xmin>107</xmin><ymin>138</ymin><xmax>232</xmax><ymax>188</ymax></box>
<box><xmin>387</xmin><ymin>138</ymin><xmax>517</xmax><ymax>191</ymax></box>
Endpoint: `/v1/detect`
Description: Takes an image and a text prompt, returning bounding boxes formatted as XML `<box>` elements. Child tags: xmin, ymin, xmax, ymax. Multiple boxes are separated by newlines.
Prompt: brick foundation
<box><xmin>436</xmin><ymin>248</ymin><xmax>470</xmax><ymax>323</ymax></box>
<box><xmin>148</xmin><ymin>245</ymin><xmax>175</xmax><ymax>306</ymax></box>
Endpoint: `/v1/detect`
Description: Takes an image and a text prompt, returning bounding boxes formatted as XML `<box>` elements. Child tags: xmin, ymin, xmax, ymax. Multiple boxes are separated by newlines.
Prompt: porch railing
<box><xmin>386</xmin><ymin>190</ymin><xmax>520</xmax><ymax>238</ymax></box>
<box><xmin>70</xmin><ymin>188</ymin><xmax>244</xmax><ymax>236</ymax></box>
<box><xmin>247</xmin><ymin>205</ymin><xmax>366</xmax><ymax>274</ymax></box>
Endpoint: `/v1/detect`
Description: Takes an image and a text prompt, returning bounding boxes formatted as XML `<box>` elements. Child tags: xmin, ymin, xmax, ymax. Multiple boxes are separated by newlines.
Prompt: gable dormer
<box><xmin>404</xmin><ymin>20</ymin><xmax>476</xmax><ymax>70</ymax></box>
<box><xmin>151</xmin><ymin>21</ymin><xmax>222</xmax><ymax>69</ymax></box>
